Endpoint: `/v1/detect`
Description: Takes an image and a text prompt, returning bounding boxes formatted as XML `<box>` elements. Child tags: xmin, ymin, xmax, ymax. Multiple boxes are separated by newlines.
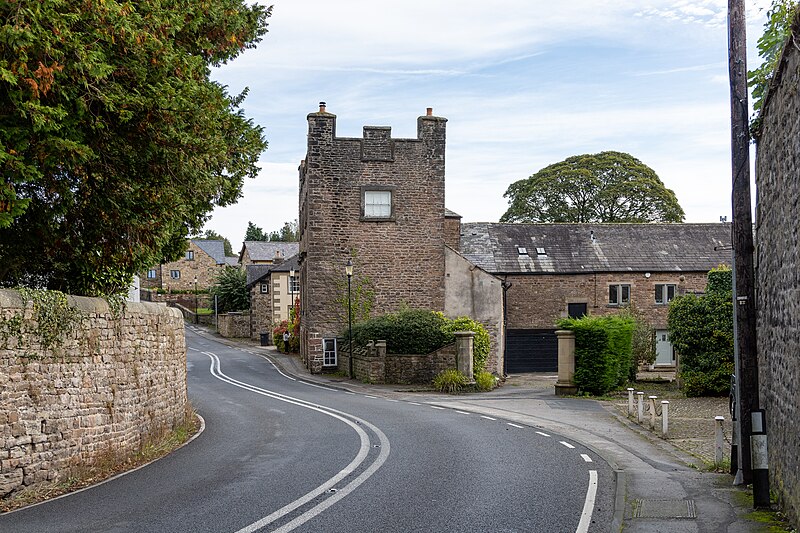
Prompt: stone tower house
<box><xmin>298</xmin><ymin>104</ymin><xmax>448</xmax><ymax>372</ymax></box>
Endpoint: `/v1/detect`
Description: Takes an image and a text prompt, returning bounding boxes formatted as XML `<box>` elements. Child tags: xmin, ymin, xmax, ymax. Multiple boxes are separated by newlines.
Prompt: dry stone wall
<box><xmin>0</xmin><ymin>290</ymin><xmax>187</xmax><ymax>499</ymax></box>
<box><xmin>754</xmin><ymin>23</ymin><xmax>800</xmax><ymax>528</ymax></box>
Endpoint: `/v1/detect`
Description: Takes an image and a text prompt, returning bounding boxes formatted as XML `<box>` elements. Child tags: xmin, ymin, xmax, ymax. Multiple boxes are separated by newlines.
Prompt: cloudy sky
<box><xmin>207</xmin><ymin>0</ymin><xmax>772</xmax><ymax>248</ymax></box>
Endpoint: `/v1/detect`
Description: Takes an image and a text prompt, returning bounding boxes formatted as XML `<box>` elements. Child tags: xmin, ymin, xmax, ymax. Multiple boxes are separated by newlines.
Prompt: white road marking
<box><xmin>363</xmin><ymin>395</ymin><xmax>378</xmax><ymax>399</ymax></box>
<box><xmin>455</xmin><ymin>411</ymin><xmax>470</xmax><ymax>415</ymax></box>
<box><xmin>344</xmin><ymin>391</ymin><xmax>356</xmax><ymax>395</ymax></box>
<box><xmin>575</xmin><ymin>470</ymin><xmax>598</xmax><ymax>533</ymax></box>
<box><xmin>507</xmin><ymin>423</ymin><xmax>524</xmax><ymax>429</ymax></box>
<box><xmin>480</xmin><ymin>415</ymin><xmax>497</xmax><ymax>421</ymax></box>
<box><xmin>201</xmin><ymin>352</ymin><xmax>390</xmax><ymax>533</ymax></box>
<box><xmin>560</xmin><ymin>441</ymin><xmax>575</xmax><ymax>449</ymax></box>
<box><xmin>536</xmin><ymin>431</ymin><xmax>551</xmax><ymax>437</ymax></box>
<box><xmin>430</xmin><ymin>406</ymin><xmax>445</xmax><ymax>410</ymax></box>
<box><xmin>408</xmin><ymin>402</ymin><xmax>421</xmax><ymax>406</ymax></box>
<box><xmin>581</xmin><ymin>454</ymin><xmax>593</xmax><ymax>463</ymax></box>
<box><xmin>385</xmin><ymin>399</ymin><xmax>399</xmax><ymax>403</ymax></box>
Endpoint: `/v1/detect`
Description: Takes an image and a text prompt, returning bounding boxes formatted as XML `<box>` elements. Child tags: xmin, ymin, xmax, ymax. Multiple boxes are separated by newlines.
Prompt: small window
<box><xmin>289</xmin><ymin>275</ymin><xmax>300</xmax><ymax>293</ymax></box>
<box><xmin>170</xmin><ymin>270</ymin><xmax>181</xmax><ymax>280</ymax></box>
<box><xmin>655</xmin><ymin>284</ymin><xmax>676</xmax><ymax>305</ymax></box>
<box><xmin>609</xmin><ymin>284</ymin><xmax>630</xmax><ymax>306</ymax></box>
<box><xmin>260</xmin><ymin>283</ymin><xmax>269</xmax><ymax>294</ymax></box>
<box><xmin>517</xmin><ymin>246</ymin><xmax>528</xmax><ymax>255</ymax></box>
<box><xmin>536</xmin><ymin>247</ymin><xmax>546</xmax><ymax>255</ymax></box>
<box><xmin>567</xmin><ymin>302</ymin><xmax>587</xmax><ymax>318</ymax></box>
<box><xmin>363</xmin><ymin>190</ymin><xmax>392</xmax><ymax>218</ymax></box>
<box><xmin>323</xmin><ymin>338</ymin><xmax>338</xmax><ymax>367</ymax></box>
<box><xmin>186</xmin><ymin>250</ymin><xmax>194</xmax><ymax>260</ymax></box>
<box><xmin>147</xmin><ymin>269</ymin><xmax>157</xmax><ymax>279</ymax></box>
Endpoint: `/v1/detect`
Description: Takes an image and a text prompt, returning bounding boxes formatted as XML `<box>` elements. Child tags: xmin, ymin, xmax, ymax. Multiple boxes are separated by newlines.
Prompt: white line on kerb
<box><xmin>507</xmin><ymin>422</ymin><xmax>524</xmax><ymax>429</ymax></box>
<box><xmin>560</xmin><ymin>441</ymin><xmax>576</xmax><ymax>449</ymax></box>
<box><xmin>536</xmin><ymin>431</ymin><xmax>551</xmax><ymax>437</ymax></box>
<box><xmin>581</xmin><ymin>454</ymin><xmax>593</xmax><ymax>463</ymax></box>
<box><xmin>480</xmin><ymin>415</ymin><xmax>497</xmax><ymax>421</ymax></box>
<box><xmin>575</xmin><ymin>470</ymin><xmax>598</xmax><ymax>533</ymax></box>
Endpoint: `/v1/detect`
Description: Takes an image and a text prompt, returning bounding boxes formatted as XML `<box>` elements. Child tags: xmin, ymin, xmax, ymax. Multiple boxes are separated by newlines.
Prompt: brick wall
<box><xmin>299</xmin><ymin>107</ymin><xmax>447</xmax><ymax>372</ymax></box>
<box><xmin>505</xmin><ymin>271</ymin><xmax>712</xmax><ymax>329</ymax></box>
<box><xmin>754</xmin><ymin>24</ymin><xmax>800</xmax><ymax>528</ymax></box>
<box><xmin>0</xmin><ymin>290</ymin><xmax>187</xmax><ymax>499</ymax></box>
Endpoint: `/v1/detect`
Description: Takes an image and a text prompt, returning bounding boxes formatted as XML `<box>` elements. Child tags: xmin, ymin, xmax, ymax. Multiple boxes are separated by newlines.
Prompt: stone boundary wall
<box><xmin>0</xmin><ymin>290</ymin><xmax>187</xmax><ymax>499</ymax></box>
<box><xmin>340</xmin><ymin>340</ymin><xmax>458</xmax><ymax>384</ymax></box>
<box><xmin>217</xmin><ymin>311</ymin><xmax>251</xmax><ymax>339</ymax></box>
<box><xmin>754</xmin><ymin>20</ymin><xmax>800</xmax><ymax>528</ymax></box>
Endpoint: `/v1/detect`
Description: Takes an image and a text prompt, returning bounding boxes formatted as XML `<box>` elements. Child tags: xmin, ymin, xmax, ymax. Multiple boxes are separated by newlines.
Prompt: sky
<box><xmin>206</xmin><ymin>0</ymin><xmax>773</xmax><ymax>249</ymax></box>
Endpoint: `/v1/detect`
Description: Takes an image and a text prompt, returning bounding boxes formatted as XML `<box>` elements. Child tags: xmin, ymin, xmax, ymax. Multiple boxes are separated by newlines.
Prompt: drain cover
<box><xmin>632</xmin><ymin>499</ymin><xmax>697</xmax><ymax>519</ymax></box>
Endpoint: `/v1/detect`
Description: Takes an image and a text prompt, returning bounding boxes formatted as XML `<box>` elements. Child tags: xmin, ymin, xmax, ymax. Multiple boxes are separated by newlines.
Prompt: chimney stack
<box><xmin>426</xmin><ymin>107</ymin><xmax>433</xmax><ymax>116</ymax></box>
<box><xmin>319</xmin><ymin>101</ymin><xmax>327</xmax><ymax>113</ymax></box>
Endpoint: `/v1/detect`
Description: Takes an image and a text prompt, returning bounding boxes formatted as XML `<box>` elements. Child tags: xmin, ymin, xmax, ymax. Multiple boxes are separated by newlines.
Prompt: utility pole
<box><xmin>727</xmin><ymin>0</ymin><xmax>759</xmax><ymax>488</ymax></box>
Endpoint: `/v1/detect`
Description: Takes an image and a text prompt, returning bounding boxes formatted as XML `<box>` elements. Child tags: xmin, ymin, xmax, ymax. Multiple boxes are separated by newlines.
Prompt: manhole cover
<box><xmin>632</xmin><ymin>499</ymin><xmax>697</xmax><ymax>519</ymax></box>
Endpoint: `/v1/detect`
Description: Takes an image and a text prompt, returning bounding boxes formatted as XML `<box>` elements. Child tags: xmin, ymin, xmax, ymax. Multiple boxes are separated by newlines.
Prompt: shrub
<box><xmin>441</xmin><ymin>315</ymin><xmax>491</xmax><ymax>374</ymax></box>
<box><xmin>474</xmin><ymin>371</ymin><xmax>497</xmax><ymax>392</ymax></box>
<box><xmin>209</xmin><ymin>266</ymin><xmax>249</xmax><ymax>313</ymax></box>
<box><xmin>558</xmin><ymin>314</ymin><xmax>635</xmax><ymax>396</ymax></box>
<box><xmin>272</xmin><ymin>320</ymin><xmax>288</xmax><ymax>351</ymax></box>
<box><xmin>433</xmin><ymin>369</ymin><xmax>469</xmax><ymax>394</ymax></box>
<box><xmin>349</xmin><ymin>309</ymin><xmax>451</xmax><ymax>356</ymax></box>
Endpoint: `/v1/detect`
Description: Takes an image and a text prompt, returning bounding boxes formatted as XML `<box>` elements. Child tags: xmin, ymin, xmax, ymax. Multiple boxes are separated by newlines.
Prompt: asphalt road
<box><xmin>0</xmin><ymin>327</ymin><xmax>615</xmax><ymax>532</ymax></box>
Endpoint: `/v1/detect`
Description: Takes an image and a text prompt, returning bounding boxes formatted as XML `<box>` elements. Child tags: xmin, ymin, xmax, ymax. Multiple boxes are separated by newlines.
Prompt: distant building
<box><xmin>141</xmin><ymin>239</ymin><xmax>233</xmax><ymax>291</ymax></box>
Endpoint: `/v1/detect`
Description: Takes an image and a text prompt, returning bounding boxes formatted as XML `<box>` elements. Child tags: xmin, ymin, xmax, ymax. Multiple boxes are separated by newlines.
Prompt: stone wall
<box><xmin>217</xmin><ymin>311</ymin><xmax>251</xmax><ymax>339</ymax></box>
<box><xmin>504</xmin><ymin>271</ymin><xmax>712</xmax><ymax>329</ymax></box>
<box><xmin>250</xmin><ymin>286</ymin><xmax>273</xmax><ymax>341</ymax></box>
<box><xmin>340</xmin><ymin>340</ymin><xmax>458</xmax><ymax>384</ymax></box>
<box><xmin>0</xmin><ymin>289</ymin><xmax>187</xmax><ymax>499</ymax></box>
<box><xmin>754</xmin><ymin>21</ymin><xmax>800</xmax><ymax>528</ymax></box>
<box><xmin>299</xmin><ymin>106</ymin><xmax>448</xmax><ymax>373</ymax></box>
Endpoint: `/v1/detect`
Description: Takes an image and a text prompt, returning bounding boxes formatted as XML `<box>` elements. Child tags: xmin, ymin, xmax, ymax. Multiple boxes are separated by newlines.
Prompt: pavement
<box><xmin>211</xmin><ymin>331</ymin><xmax>770</xmax><ymax>533</ymax></box>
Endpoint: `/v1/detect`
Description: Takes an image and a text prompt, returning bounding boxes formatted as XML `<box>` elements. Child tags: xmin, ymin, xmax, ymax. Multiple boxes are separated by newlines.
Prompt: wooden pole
<box><xmin>728</xmin><ymin>0</ymin><xmax>759</xmax><ymax>486</ymax></box>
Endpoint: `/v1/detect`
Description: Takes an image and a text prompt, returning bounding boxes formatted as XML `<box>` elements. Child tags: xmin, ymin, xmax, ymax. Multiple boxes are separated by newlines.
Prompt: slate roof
<box><xmin>240</xmin><ymin>241</ymin><xmax>299</xmax><ymax>262</ymax></box>
<box><xmin>191</xmin><ymin>239</ymin><xmax>227</xmax><ymax>265</ymax></box>
<box><xmin>245</xmin><ymin>254</ymin><xmax>300</xmax><ymax>289</ymax></box>
<box><xmin>225</xmin><ymin>257</ymin><xmax>239</xmax><ymax>266</ymax></box>
<box><xmin>460</xmin><ymin>223</ymin><xmax>731</xmax><ymax>274</ymax></box>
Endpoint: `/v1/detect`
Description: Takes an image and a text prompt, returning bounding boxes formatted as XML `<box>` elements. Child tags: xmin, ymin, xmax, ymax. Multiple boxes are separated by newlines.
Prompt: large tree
<box><xmin>0</xmin><ymin>0</ymin><xmax>270</xmax><ymax>296</ymax></box>
<box><xmin>500</xmin><ymin>151</ymin><xmax>685</xmax><ymax>224</ymax></box>
<box><xmin>244</xmin><ymin>221</ymin><xmax>268</xmax><ymax>241</ymax></box>
<box><xmin>268</xmin><ymin>219</ymin><xmax>298</xmax><ymax>242</ymax></box>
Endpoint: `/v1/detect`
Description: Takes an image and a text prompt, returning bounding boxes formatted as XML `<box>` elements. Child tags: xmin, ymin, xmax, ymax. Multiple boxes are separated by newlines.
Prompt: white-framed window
<box><xmin>170</xmin><ymin>270</ymin><xmax>181</xmax><ymax>280</ymax></box>
<box><xmin>186</xmin><ymin>250</ymin><xmax>194</xmax><ymax>260</ymax></box>
<box><xmin>147</xmin><ymin>269</ymin><xmax>157</xmax><ymax>279</ymax></box>
<box><xmin>289</xmin><ymin>275</ymin><xmax>300</xmax><ymax>293</ymax></box>
<box><xmin>363</xmin><ymin>189</ymin><xmax>392</xmax><ymax>218</ymax></box>
<box><xmin>655</xmin><ymin>284</ymin><xmax>676</xmax><ymax>305</ymax></box>
<box><xmin>323</xmin><ymin>338</ymin><xmax>338</xmax><ymax>367</ymax></box>
<box><xmin>260</xmin><ymin>283</ymin><xmax>269</xmax><ymax>294</ymax></box>
<box><xmin>609</xmin><ymin>284</ymin><xmax>630</xmax><ymax>306</ymax></box>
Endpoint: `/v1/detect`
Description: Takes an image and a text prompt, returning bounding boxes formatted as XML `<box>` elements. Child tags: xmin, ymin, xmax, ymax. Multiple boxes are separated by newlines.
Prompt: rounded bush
<box><xmin>433</xmin><ymin>368</ymin><xmax>469</xmax><ymax>394</ymax></box>
<box><xmin>474</xmin><ymin>371</ymin><xmax>497</xmax><ymax>391</ymax></box>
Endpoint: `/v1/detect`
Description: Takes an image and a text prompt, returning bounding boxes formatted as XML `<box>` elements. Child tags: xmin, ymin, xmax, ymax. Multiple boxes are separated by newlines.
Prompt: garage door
<box><xmin>506</xmin><ymin>329</ymin><xmax>558</xmax><ymax>373</ymax></box>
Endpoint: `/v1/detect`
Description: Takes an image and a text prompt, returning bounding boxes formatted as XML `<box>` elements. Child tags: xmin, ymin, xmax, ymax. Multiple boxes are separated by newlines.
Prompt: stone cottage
<box><xmin>141</xmin><ymin>239</ymin><xmax>234</xmax><ymax>292</ymax></box>
<box><xmin>247</xmin><ymin>254</ymin><xmax>300</xmax><ymax>342</ymax></box>
<box><xmin>297</xmin><ymin>104</ymin><xmax>504</xmax><ymax>376</ymax></box>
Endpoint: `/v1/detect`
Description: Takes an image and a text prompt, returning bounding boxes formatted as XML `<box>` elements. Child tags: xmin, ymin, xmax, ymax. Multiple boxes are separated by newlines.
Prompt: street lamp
<box><xmin>346</xmin><ymin>260</ymin><xmax>353</xmax><ymax>378</ymax></box>
<box><xmin>193</xmin><ymin>276</ymin><xmax>198</xmax><ymax>325</ymax></box>
<box><xmin>289</xmin><ymin>268</ymin><xmax>295</xmax><ymax>318</ymax></box>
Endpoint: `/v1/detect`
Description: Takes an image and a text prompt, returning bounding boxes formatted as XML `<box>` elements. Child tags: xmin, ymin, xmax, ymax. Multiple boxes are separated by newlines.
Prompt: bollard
<box><xmin>627</xmin><ymin>388</ymin><xmax>635</xmax><ymax>416</ymax></box>
<box><xmin>715</xmin><ymin>416</ymin><xmax>725</xmax><ymax>466</ymax></box>
<box><xmin>751</xmin><ymin>410</ymin><xmax>770</xmax><ymax>508</ymax></box>
<box><xmin>661</xmin><ymin>401</ymin><xmax>669</xmax><ymax>437</ymax></box>
<box><xmin>649</xmin><ymin>396</ymin><xmax>658</xmax><ymax>429</ymax></box>
<box><xmin>636</xmin><ymin>392</ymin><xmax>644</xmax><ymax>423</ymax></box>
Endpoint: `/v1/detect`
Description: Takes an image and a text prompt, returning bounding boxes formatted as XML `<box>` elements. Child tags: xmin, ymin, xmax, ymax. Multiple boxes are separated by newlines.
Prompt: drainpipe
<box><xmin>501</xmin><ymin>276</ymin><xmax>512</xmax><ymax>377</ymax></box>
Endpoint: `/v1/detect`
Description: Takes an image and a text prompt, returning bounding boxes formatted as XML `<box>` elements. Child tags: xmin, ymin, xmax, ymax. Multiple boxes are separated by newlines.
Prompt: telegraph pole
<box><xmin>727</xmin><ymin>0</ymin><xmax>759</xmax><ymax>488</ymax></box>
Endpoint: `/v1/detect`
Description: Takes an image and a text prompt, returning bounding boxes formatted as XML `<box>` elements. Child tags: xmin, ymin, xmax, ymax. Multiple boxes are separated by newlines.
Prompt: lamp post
<box><xmin>289</xmin><ymin>268</ymin><xmax>295</xmax><ymax>318</ymax></box>
<box><xmin>346</xmin><ymin>260</ymin><xmax>353</xmax><ymax>378</ymax></box>
<box><xmin>193</xmin><ymin>276</ymin><xmax>198</xmax><ymax>325</ymax></box>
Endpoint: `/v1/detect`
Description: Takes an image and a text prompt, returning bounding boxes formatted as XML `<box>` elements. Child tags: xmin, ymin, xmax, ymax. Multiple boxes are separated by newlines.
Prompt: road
<box><xmin>0</xmin><ymin>327</ymin><xmax>615</xmax><ymax>532</ymax></box>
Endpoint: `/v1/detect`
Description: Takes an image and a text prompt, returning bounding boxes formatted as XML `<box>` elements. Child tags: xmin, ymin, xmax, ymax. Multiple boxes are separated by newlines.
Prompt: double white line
<box><xmin>201</xmin><ymin>351</ymin><xmax>390</xmax><ymax>533</ymax></box>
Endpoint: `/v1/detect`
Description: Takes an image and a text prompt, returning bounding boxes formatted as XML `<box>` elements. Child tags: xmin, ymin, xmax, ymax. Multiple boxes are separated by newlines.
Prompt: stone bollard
<box><xmin>714</xmin><ymin>416</ymin><xmax>725</xmax><ymax>467</ymax></box>
<box><xmin>637</xmin><ymin>392</ymin><xmax>644</xmax><ymax>423</ymax></box>
<box><xmin>661</xmin><ymin>401</ymin><xmax>670</xmax><ymax>438</ymax></box>
<box><xmin>627</xmin><ymin>388</ymin><xmax>635</xmax><ymax>417</ymax></box>
<box><xmin>454</xmin><ymin>331</ymin><xmax>475</xmax><ymax>382</ymax></box>
<box><xmin>554</xmin><ymin>330</ymin><xmax>577</xmax><ymax>396</ymax></box>
<box><xmin>649</xmin><ymin>396</ymin><xmax>658</xmax><ymax>429</ymax></box>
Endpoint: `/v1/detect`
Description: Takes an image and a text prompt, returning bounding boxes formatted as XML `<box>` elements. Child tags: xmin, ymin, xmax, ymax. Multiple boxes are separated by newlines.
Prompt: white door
<box><xmin>654</xmin><ymin>330</ymin><xmax>675</xmax><ymax>367</ymax></box>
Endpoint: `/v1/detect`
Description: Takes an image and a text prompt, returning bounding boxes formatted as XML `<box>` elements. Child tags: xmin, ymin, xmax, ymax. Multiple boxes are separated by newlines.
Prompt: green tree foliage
<box><xmin>198</xmin><ymin>230</ymin><xmax>234</xmax><ymax>257</ymax></box>
<box><xmin>267</xmin><ymin>220</ymin><xmax>299</xmax><ymax>242</ymax></box>
<box><xmin>209</xmin><ymin>266</ymin><xmax>249</xmax><ymax>313</ymax></box>
<box><xmin>668</xmin><ymin>267</ymin><xmax>734</xmax><ymax>397</ymax></box>
<box><xmin>500</xmin><ymin>151</ymin><xmax>685</xmax><ymax>224</ymax></box>
<box><xmin>0</xmin><ymin>1</ymin><xmax>271</xmax><ymax>296</ymax></box>
<box><xmin>244</xmin><ymin>221</ymin><xmax>268</xmax><ymax>241</ymax></box>
<box><xmin>558</xmin><ymin>314</ymin><xmax>635</xmax><ymax>395</ymax></box>
<box><xmin>749</xmin><ymin>1</ymin><xmax>798</xmax><ymax>114</ymax></box>
<box><xmin>440</xmin><ymin>315</ymin><xmax>491</xmax><ymax>374</ymax></box>
<box><xmin>619</xmin><ymin>306</ymin><xmax>657</xmax><ymax>377</ymax></box>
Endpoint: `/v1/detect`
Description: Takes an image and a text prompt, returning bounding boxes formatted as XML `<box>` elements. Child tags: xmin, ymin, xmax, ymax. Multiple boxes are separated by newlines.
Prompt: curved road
<box><xmin>0</xmin><ymin>327</ymin><xmax>614</xmax><ymax>532</ymax></box>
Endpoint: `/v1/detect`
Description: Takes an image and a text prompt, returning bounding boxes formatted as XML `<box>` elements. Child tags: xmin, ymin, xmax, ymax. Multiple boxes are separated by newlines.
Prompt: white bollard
<box><xmin>661</xmin><ymin>401</ymin><xmax>670</xmax><ymax>437</ymax></box>
<box><xmin>627</xmin><ymin>388</ymin><xmax>635</xmax><ymax>416</ymax></box>
<box><xmin>715</xmin><ymin>416</ymin><xmax>725</xmax><ymax>466</ymax></box>
<box><xmin>649</xmin><ymin>396</ymin><xmax>658</xmax><ymax>429</ymax></box>
<box><xmin>637</xmin><ymin>392</ymin><xmax>644</xmax><ymax>423</ymax></box>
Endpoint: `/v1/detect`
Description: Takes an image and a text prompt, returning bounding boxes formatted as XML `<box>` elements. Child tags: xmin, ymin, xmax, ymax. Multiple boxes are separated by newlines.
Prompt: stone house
<box><xmin>247</xmin><ymin>254</ymin><xmax>300</xmax><ymax>341</ymax></box>
<box><xmin>297</xmin><ymin>104</ymin><xmax>505</xmax><ymax>376</ymax></box>
<box><xmin>458</xmin><ymin>222</ymin><xmax>731</xmax><ymax>372</ymax></box>
<box><xmin>238</xmin><ymin>241</ymin><xmax>299</xmax><ymax>267</ymax></box>
<box><xmin>141</xmin><ymin>239</ymin><xmax>235</xmax><ymax>292</ymax></box>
